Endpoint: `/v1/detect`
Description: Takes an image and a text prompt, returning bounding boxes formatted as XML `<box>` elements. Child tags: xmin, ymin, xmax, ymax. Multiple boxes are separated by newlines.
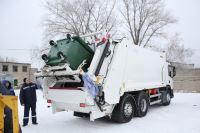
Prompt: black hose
<box><xmin>95</xmin><ymin>41</ymin><xmax>110</xmax><ymax>76</ymax></box>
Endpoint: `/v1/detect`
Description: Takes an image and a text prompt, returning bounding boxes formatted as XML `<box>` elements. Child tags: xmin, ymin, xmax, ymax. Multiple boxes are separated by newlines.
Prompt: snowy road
<box><xmin>16</xmin><ymin>91</ymin><xmax>200</xmax><ymax>133</ymax></box>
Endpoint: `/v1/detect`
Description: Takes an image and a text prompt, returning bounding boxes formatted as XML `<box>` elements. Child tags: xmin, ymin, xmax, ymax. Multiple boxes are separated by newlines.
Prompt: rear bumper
<box><xmin>51</xmin><ymin>99</ymin><xmax>109</xmax><ymax>121</ymax></box>
<box><xmin>46</xmin><ymin>88</ymin><xmax>96</xmax><ymax>113</ymax></box>
<box><xmin>45</xmin><ymin>87</ymin><xmax>114</xmax><ymax>121</ymax></box>
<box><xmin>52</xmin><ymin>101</ymin><xmax>96</xmax><ymax>113</ymax></box>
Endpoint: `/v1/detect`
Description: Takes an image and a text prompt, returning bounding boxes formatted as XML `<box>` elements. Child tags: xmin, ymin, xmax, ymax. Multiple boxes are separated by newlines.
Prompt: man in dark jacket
<box><xmin>19</xmin><ymin>78</ymin><xmax>38</xmax><ymax>126</ymax></box>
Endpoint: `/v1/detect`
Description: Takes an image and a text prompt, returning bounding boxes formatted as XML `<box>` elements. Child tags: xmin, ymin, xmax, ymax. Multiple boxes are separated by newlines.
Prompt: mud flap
<box><xmin>161</xmin><ymin>91</ymin><xmax>167</xmax><ymax>104</ymax></box>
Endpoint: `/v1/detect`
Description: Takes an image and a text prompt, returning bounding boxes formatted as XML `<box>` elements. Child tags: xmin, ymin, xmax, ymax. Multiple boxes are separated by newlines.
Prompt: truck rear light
<box><xmin>47</xmin><ymin>100</ymin><xmax>52</xmax><ymax>103</ymax></box>
<box><xmin>106</xmin><ymin>33</ymin><xmax>111</xmax><ymax>38</ymax></box>
<box><xmin>102</xmin><ymin>37</ymin><xmax>106</xmax><ymax>43</ymax></box>
<box><xmin>150</xmin><ymin>89</ymin><xmax>157</xmax><ymax>94</ymax></box>
<box><xmin>95</xmin><ymin>38</ymin><xmax>100</xmax><ymax>41</ymax></box>
<box><xmin>80</xmin><ymin>103</ymin><xmax>86</xmax><ymax>108</ymax></box>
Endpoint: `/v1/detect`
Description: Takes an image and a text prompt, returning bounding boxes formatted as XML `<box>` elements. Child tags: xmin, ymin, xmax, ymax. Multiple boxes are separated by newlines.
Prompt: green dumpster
<box><xmin>43</xmin><ymin>36</ymin><xmax>94</xmax><ymax>70</ymax></box>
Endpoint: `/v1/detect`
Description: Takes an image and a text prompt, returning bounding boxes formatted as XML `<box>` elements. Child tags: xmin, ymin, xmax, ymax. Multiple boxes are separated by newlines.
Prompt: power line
<box><xmin>0</xmin><ymin>49</ymin><xmax>35</xmax><ymax>51</ymax></box>
<box><xmin>0</xmin><ymin>48</ymin><xmax>50</xmax><ymax>52</ymax></box>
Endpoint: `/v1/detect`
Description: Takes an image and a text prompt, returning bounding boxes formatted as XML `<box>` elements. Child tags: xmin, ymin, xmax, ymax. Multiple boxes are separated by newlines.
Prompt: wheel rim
<box><xmin>141</xmin><ymin>99</ymin><xmax>147</xmax><ymax>112</ymax></box>
<box><xmin>166</xmin><ymin>93</ymin><xmax>171</xmax><ymax>102</ymax></box>
<box><xmin>124</xmin><ymin>102</ymin><xmax>133</xmax><ymax>117</ymax></box>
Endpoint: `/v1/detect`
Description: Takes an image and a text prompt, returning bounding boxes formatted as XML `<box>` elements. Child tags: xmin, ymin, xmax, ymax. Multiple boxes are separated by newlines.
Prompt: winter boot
<box><xmin>32</xmin><ymin>116</ymin><xmax>38</xmax><ymax>125</ymax></box>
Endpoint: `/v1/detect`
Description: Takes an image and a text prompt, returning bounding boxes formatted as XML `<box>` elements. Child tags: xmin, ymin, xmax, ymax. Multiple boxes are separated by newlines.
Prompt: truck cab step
<box><xmin>150</xmin><ymin>99</ymin><xmax>162</xmax><ymax>105</ymax></box>
<box><xmin>150</xmin><ymin>93</ymin><xmax>161</xmax><ymax>98</ymax></box>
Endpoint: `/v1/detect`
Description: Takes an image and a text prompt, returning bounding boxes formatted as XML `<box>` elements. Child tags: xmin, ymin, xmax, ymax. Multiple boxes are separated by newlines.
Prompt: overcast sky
<box><xmin>0</xmin><ymin>0</ymin><xmax>200</xmax><ymax>68</ymax></box>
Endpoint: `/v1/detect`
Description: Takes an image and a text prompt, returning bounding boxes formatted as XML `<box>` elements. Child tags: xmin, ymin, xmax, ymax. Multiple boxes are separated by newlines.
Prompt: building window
<box><xmin>22</xmin><ymin>66</ymin><xmax>28</xmax><ymax>72</ymax></box>
<box><xmin>2</xmin><ymin>65</ymin><xmax>8</xmax><ymax>72</ymax></box>
<box><xmin>13</xmin><ymin>65</ymin><xmax>18</xmax><ymax>72</ymax></box>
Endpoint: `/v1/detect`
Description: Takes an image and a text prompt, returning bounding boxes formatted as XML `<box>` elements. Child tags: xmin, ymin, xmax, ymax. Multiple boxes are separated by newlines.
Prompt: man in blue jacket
<box><xmin>19</xmin><ymin>78</ymin><xmax>38</xmax><ymax>127</ymax></box>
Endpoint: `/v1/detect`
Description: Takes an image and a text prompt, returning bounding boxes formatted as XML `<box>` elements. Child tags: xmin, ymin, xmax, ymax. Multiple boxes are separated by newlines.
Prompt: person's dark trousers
<box><xmin>31</xmin><ymin>103</ymin><xmax>37</xmax><ymax>124</ymax></box>
<box><xmin>23</xmin><ymin>103</ymin><xmax>37</xmax><ymax>125</ymax></box>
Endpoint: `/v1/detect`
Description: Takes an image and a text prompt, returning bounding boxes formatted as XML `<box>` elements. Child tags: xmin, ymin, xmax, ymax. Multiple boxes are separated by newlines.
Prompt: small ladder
<box><xmin>150</xmin><ymin>93</ymin><xmax>162</xmax><ymax>105</ymax></box>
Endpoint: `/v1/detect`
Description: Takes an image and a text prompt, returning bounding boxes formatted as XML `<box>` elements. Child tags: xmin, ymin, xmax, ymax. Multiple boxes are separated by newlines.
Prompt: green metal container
<box><xmin>45</xmin><ymin>36</ymin><xmax>94</xmax><ymax>70</ymax></box>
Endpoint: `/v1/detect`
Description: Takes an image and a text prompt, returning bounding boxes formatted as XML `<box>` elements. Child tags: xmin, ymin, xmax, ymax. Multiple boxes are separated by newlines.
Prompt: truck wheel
<box><xmin>111</xmin><ymin>94</ymin><xmax>136</xmax><ymax>123</ymax></box>
<box><xmin>162</xmin><ymin>90</ymin><xmax>171</xmax><ymax>106</ymax></box>
<box><xmin>136</xmin><ymin>91</ymin><xmax>149</xmax><ymax>117</ymax></box>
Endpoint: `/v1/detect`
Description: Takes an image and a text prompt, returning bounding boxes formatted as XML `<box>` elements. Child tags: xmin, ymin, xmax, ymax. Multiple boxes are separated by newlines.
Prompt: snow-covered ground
<box><xmin>16</xmin><ymin>90</ymin><xmax>200</xmax><ymax>133</ymax></box>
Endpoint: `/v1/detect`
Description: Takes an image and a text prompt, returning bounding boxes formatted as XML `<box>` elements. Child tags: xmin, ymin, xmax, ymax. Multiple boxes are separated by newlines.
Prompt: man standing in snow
<box><xmin>19</xmin><ymin>78</ymin><xmax>38</xmax><ymax>127</ymax></box>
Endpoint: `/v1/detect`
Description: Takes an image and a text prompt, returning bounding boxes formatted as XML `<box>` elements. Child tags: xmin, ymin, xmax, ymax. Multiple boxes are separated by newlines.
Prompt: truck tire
<box><xmin>136</xmin><ymin>91</ymin><xmax>149</xmax><ymax>117</ymax></box>
<box><xmin>111</xmin><ymin>94</ymin><xmax>136</xmax><ymax>123</ymax></box>
<box><xmin>162</xmin><ymin>90</ymin><xmax>171</xmax><ymax>106</ymax></box>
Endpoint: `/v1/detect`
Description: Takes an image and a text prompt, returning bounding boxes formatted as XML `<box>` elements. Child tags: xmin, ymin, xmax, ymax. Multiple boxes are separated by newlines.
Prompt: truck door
<box><xmin>167</xmin><ymin>65</ymin><xmax>176</xmax><ymax>89</ymax></box>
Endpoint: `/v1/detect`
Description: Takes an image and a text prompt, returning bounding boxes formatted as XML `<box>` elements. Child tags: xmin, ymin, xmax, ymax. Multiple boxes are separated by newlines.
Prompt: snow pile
<box><xmin>15</xmin><ymin>90</ymin><xmax>200</xmax><ymax>133</ymax></box>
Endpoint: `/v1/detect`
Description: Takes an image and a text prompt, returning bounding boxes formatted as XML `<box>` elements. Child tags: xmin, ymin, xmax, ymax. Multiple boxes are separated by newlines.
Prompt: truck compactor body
<box><xmin>37</xmin><ymin>31</ymin><xmax>176</xmax><ymax>123</ymax></box>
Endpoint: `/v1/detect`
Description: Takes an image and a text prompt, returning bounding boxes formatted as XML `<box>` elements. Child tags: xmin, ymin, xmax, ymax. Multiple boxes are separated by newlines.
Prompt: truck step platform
<box><xmin>150</xmin><ymin>99</ymin><xmax>162</xmax><ymax>105</ymax></box>
<box><xmin>150</xmin><ymin>93</ymin><xmax>161</xmax><ymax>98</ymax></box>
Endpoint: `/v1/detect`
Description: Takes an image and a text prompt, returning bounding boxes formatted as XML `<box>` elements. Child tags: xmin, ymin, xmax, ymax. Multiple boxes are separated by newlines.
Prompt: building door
<box><xmin>14</xmin><ymin>79</ymin><xmax>18</xmax><ymax>87</ymax></box>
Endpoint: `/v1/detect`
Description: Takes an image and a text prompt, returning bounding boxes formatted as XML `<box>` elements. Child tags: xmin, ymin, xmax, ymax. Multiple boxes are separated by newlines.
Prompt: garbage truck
<box><xmin>36</xmin><ymin>30</ymin><xmax>176</xmax><ymax>123</ymax></box>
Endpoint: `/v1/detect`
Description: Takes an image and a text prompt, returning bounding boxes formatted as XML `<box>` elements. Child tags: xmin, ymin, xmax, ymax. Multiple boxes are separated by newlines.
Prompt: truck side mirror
<box><xmin>169</xmin><ymin>71</ymin><xmax>172</xmax><ymax>77</ymax></box>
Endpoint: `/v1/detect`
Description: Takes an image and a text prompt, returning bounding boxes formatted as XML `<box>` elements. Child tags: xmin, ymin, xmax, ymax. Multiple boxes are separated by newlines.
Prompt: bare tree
<box><xmin>43</xmin><ymin>0</ymin><xmax>117</xmax><ymax>40</ymax></box>
<box><xmin>165</xmin><ymin>33</ymin><xmax>194</xmax><ymax>63</ymax></box>
<box><xmin>0</xmin><ymin>56</ymin><xmax>4</xmax><ymax>62</ymax></box>
<box><xmin>121</xmin><ymin>0</ymin><xmax>177</xmax><ymax>47</ymax></box>
<box><xmin>30</xmin><ymin>46</ymin><xmax>45</xmax><ymax>68</ymax></box>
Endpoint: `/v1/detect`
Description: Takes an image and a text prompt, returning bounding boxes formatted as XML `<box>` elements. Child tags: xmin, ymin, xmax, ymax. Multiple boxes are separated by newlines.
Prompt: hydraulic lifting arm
<box><xmin>0</xmin><ymin>94</ymin><xmax>19</xmax><ymax>133</ymax></box>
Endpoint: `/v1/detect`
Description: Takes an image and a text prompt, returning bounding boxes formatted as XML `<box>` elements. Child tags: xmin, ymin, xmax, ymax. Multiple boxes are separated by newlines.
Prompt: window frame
<box><xmin>13</xmin><ymin>65</ymin><xmax>18</xmax><ymax>72</ymax></box>
<box><xmin>22</xmin><ymin>66</ymin><xmax>28</xmax><ymax>72</ymax></box>
<box><xmin>2</xmin><ymin>65</ymin><xmax>9</xmax><ymax>72</ymax></box>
